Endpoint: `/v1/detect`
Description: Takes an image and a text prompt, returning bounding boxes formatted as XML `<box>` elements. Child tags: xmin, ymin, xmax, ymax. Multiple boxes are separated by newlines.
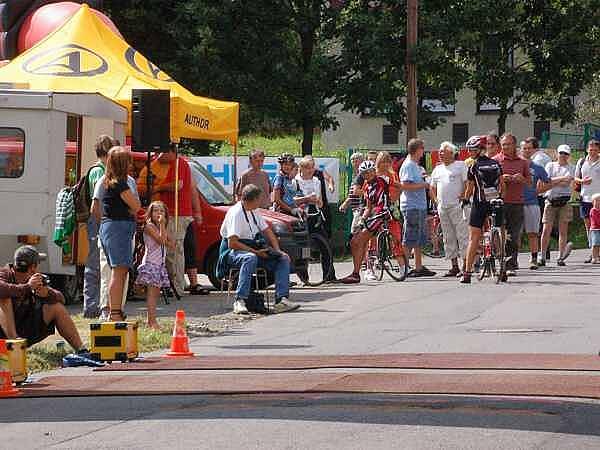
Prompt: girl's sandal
<box><xmin>109</xmin><ymin>309</ymin><xmax>127</xmax><ymax>321</ymax></box>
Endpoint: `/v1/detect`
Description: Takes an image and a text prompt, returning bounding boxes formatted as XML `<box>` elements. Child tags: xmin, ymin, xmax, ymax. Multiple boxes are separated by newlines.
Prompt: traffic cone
<box><xmin>0</xmin><ymin>339</ymin><xmax>20</xmax><ymax>397</ymax></box>
<box><xmin>164</xmin><ymin>310</ymin><xmax>194</xmax><ymax>358</ymax></box>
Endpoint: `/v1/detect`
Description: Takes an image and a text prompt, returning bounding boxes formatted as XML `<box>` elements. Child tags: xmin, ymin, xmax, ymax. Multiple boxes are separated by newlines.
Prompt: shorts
<box><xmin>469</xmin><ymin>202</ymin><xmax>491</xmax><ymax>229</ymax></box>
<box><xmin>542</xmin><ymin>201</ymin><xmax>573</xmax><ymax>225</ymax></box>
<box><xmin>580</xmin><ymin>202</ymin><xmax>593</xmax><ymax>219</ymax></box>
<box><xmin>99</xmin><ymin>219</ymin><xmax>136</xmax><ymax>268</ymax></box>
<box><xmin>402</xmin><ymin>208</ymin><xmax>428</xmax><ymax>248</ymax></box>
<box><xmin>363</xmin><ymin>210</ymin><xmax>388</xmax><ymax>234</ymax></box>
<box><xmin>590</xmin><ymin>230</ymin><xmax>600</xmax><ymax>247</ymax></box>
<box><xmin>0</xmin><ymin>300</ymin><xmax>55</xmax><ymax>347</ymax></box>
<box><xmin>523</xmin><ymin>204</ymin><xmax>541</xmax><ymax>234</ymax></box>
<box><xmin>184</xmin><ymin>221</ymin><xmax>197</xmax><ymax>270</ymax></box>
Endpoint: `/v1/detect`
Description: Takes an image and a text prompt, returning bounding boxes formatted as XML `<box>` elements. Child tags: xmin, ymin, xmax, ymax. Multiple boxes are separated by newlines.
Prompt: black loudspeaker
<box><xmin>131</xmin><ymin>89</ymin><xmax>170</xmax><ymax>151</ymax></box>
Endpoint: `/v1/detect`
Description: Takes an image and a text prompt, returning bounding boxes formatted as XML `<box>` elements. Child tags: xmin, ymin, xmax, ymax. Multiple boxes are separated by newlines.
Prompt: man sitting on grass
<box><xmin>0</xmin><ymin>246</ymin><xmax>90</xmax><ymax>359</ymax></box>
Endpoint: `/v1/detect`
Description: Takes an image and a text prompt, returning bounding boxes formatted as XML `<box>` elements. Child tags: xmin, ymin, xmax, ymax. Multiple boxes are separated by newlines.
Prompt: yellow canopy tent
<box><xmin>0</xmin><ymin>4</ymin><xmax>239</xmax><ymax>144</ymax></box>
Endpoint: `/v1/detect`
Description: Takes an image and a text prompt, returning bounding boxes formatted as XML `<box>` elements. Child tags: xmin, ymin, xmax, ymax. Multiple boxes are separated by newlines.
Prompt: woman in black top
<box><xmin>97</xmin><ymin>146</ymin><xmax>140</xmax><ymax>321</ymax></box>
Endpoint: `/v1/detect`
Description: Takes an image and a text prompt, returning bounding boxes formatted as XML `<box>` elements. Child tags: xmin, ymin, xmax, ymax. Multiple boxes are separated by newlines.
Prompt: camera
<box><xmin>40</xmin><ymin>274</ymin><xmax>51</xmax><ymax>287</ymax></box>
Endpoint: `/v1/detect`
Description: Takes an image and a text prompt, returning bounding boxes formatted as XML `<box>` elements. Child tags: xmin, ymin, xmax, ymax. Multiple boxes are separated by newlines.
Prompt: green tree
<box><xmin>451</xmin><ymin>0</ymin><xmax>600</xmax><ymax>134</ymax></box>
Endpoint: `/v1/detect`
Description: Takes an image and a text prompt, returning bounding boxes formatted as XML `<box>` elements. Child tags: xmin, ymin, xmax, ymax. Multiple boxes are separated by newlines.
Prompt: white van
<box><xmin>0</xmin><ymin>90</ymin><xmax>127</xmax><ymax>302</ymax></box>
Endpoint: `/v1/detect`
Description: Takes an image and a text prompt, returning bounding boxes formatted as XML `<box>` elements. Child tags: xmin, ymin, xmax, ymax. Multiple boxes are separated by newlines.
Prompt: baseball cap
<box><xmin>557</xmin><ymin>144</ymin><xmax>571</xmax><ymax>155</ymax></box>
<box><xmin>14</xmin><ymin>245</ymin><xmax>47</xmax><ymax>271</ymax></box>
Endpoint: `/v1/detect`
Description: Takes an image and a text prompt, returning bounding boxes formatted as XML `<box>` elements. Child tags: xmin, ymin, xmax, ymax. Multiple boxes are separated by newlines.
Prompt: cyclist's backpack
<box><xmin>72</xmin><ymin>164</ymin><xmax>102</xmax><ymax>223</ymax></box>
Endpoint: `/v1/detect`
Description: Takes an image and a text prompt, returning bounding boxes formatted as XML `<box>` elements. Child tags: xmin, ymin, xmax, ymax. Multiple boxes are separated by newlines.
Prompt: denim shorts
<box><xmin>402</xmin><ymin>208</ymin><xmax>428</xmax><ymax>248</ymax></box>
<box><xmin>99</xmin><ymin>220</ymin><xmax>135</xmax><ymax>268</ymax></box>
<box><xmin>591</xmin><ymin>230</ymin><xmax>600</xmax><ymax>247</ymax></box>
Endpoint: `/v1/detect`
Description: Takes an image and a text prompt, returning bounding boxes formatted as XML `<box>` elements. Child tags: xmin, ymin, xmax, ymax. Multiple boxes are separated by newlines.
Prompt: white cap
<box><xmin>557</xmin><ymin>144</ymin><xmax>571</xmax><ymax>155</ymax></box>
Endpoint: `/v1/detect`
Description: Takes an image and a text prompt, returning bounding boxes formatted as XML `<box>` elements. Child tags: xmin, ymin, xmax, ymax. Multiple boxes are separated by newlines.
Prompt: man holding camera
<box><xmin>0</xmin><ymin>246</ymin><xmax>88</xmax><ymax>353</ymax></box>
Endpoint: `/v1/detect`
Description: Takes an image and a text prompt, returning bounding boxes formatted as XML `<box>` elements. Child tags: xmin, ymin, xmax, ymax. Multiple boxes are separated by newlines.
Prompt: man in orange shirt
<box><xmin>138</xmin><ymin>145</ymin><xmax>204</xmax><ymax>295</ymax></box>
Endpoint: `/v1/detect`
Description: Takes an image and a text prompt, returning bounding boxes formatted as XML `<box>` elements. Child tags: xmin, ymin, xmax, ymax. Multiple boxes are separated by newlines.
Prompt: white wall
<box><xmin>323</xmin><ymin>88</ymin><xmax>581</xmax><ymax>151</ymax></box>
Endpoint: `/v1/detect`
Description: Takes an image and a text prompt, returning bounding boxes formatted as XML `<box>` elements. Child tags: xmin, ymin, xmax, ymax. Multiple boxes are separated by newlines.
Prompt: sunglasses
<box><xmin>558</xmin><ymin>152</ymin><xmax>569</xmax><ymax>156</ymax></box>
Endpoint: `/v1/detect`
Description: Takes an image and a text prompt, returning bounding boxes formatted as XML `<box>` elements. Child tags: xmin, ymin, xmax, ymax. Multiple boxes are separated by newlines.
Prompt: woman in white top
<box><xmin>294</xmin><ymin>157</ymin><xmax>323</xmax><ymax>209</ymax></box>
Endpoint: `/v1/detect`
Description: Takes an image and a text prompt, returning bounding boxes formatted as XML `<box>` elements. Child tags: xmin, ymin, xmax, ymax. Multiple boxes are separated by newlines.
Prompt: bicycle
<box><xmin>296</xmin><ymin>206</ymin><xmax>334</xmax><ymax>287</ymax></box>
<box><xmin>367</xmin><ymin>210</ymin><xmax>409</xmax><ymax>282</ymax></box>
<box><xmin>477</xmin><ymin>198</ymin><xmax>507</xmax><ymax>284</ymax></box>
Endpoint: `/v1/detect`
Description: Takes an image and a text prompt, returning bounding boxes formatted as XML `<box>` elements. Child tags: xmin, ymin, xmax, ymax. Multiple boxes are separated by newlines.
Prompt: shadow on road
<box><xmin>3</xmin><ymin>394</ymin><xmax>600</xmax><ymax>437</ymax></box>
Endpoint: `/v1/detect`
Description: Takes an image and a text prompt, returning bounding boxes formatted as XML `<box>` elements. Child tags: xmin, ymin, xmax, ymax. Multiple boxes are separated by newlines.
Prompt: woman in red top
<box><xmin>341</xmin><ymin>161</ymin><xmax>390</xmax><ymax>284</ymax></box>
<box><xmin>376</xmin><ymin>152</ymin><xmax>405</xmax><ymax>264</ymax></box>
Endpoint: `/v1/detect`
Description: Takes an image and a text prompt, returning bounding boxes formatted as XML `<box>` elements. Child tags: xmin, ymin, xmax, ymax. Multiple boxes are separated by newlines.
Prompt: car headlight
<box><xmin>271</xmin><ymin>222</ymin><xmax>289</xmax><ymax>235</ymax></box>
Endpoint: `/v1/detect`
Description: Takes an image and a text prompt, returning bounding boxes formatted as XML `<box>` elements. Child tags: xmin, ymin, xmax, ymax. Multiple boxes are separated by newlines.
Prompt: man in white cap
<box><xmin>539</xmin><ymin>145</ymin><xmax>575</xmax><ymax>267</ymax></box>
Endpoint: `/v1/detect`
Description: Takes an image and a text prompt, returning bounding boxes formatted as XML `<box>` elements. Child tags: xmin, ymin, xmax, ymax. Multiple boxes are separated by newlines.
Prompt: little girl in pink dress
<box><xmin>136</xmin><ymin>201</ymin><xmax>174</xmax><ymax>329</ymax></box>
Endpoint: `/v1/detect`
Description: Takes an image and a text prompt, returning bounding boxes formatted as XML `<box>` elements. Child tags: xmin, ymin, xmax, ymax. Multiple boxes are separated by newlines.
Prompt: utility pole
<box><xmin>406</xmin><ymin>0</ymin><xmax>418</xmax><ymax>145</ymax></box>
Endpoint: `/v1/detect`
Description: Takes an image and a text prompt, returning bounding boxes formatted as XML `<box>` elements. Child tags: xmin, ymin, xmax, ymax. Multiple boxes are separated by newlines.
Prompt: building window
<box><xmin>421</xmin><ymin>89</ymin><xmax>456</xmax><ymax>115</ymax></box>
<box><xmin>0</xmin><ymin>128</ymin><xmax>25</xmax><ymax>178</ymax></box>
<box><xmin>382</xmin><ymin>125</ymin><xmax>399</xmax><ymax>145</ymax></box>
<box><xmin>533</xmin><ymin>120</ymin><xmax>550</xmax><ymax>141</ymax></box>
<box><xmin>452</xmin><ymin>123</ymin><xmax>469</xmax><ymax>146</ymax></box>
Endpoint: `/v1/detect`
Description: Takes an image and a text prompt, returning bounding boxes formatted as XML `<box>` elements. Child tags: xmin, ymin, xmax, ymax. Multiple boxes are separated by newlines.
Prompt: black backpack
<box><xmin>72</xmin><ymin>164</ymin><xmax>101</xmax><ymax>223</ymax></box>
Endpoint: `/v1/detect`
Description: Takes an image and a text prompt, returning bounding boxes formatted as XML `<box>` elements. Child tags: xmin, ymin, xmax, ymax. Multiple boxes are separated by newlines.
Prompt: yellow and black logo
<box><xmin>125</xmin><ymin>47</ymin><xmax>174</xmax><ymax>82</ymax></box>
<box><xmin>22</xmin><ymin>44</ymin><xmax>108</xmax><ymax>77</ymax></box>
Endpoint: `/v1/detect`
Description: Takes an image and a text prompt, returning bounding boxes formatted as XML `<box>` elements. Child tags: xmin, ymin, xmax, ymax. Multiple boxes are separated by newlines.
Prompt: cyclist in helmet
<box><xmin>340</xmin><ymin>160</ymin><xmax>390</xmax><ymax>284</ymax></box>
<box><xmin>273</xmin><ymin>153</ymin><xmax>300</xmax><ymax>215</ymax></box>
<box><xmin>460</xmin><ymin>135</ymin><xmax>505</xmax><ymax>284</ymax></box>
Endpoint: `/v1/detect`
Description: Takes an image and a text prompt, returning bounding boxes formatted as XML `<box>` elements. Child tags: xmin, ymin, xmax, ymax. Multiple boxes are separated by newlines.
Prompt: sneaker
<box><xmin>460</xmin><ymin>272</ymin><xmax>472</xmax><ymax>284</ymax></box>
<box><xmin>557</xmin><ymin>259</ymin><xmax>566</xmax><ymax>267</ymax></box>
<box><xmin>537</xmin><ymin>258</ymin><xmax>546</xmax><ymax>267</ymax></box>
<box><xmin>506</xmin><ymin>270</ymin><xmax>517</xmax><ymax>277</ymax></box>
<box><xmin>584</xmin><ymin>255</ymin><xmax>593</xmax><ymax>264</ymax></box>
<box><xmin>233</xmin><ymin>299</ymin><xmax>249</xmax><ymax>315</ymax></box>
<box><xmin>62</xmin><ymin>351</ymin><xmax>105</xmax><ymax>368</ymax></box>
<box><xmin>561</xmin><ymin>242</ymin><xmax>573</xmax><ymax>261</ymax></box>
<box><xmin>365</xmin><ymin>269</ymin><xmax>377</xmax><ymax>281</ymax></box>
<box><xmin>274</xmin><ymin>297</ymin><xmax>300</xmax><ymax>313</ymax></box>
<box><xmin>529</xmin><ymin>260</ymin><xmax>538</xmax><ymax>270</ymax></box>
<box><xmin>99</xmin><ymin>308</ymin><xmax>110</xmax><ymax>321</ymax></box>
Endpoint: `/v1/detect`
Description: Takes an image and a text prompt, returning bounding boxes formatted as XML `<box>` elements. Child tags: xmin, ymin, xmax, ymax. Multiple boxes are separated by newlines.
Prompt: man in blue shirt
<box><xmin>521</xmin><ymin>137</ymin><xmax>551</xmax><ymax>269</ymax></box>
<box><xmin>400</xmin><ymin>138</ymin><xmax>436</xmax><ymax>277</ymax></box>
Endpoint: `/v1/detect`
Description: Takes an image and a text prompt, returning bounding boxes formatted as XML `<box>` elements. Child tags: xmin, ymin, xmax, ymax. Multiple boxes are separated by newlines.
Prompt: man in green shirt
<box><xmin>82</xmin><ymin>135</ymin><xmax>114</xmax><ymax>318</ymax></box>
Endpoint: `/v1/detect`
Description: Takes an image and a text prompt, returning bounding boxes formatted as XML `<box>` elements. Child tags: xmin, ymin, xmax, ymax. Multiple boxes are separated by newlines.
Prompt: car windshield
<box><xmin>189</xmin><ymin>159</ymin><xmax>233</xmax><ymax>206</ymax></box>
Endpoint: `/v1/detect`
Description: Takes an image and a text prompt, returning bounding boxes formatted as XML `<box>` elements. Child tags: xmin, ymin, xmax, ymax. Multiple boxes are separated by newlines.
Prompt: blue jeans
<box><xmin>228</xmin><ymin>250</ymin><xmax>290</xmax><ymax>300</ymax></box>
<box><xmin>83</xmin><ymin>215</ymin><xmax>100</xmax><ymax>317</ymax></box>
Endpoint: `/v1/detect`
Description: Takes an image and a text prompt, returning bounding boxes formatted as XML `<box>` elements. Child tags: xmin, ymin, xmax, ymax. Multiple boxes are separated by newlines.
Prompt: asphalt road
<box><xmin>3</xmin><ymin>250</ymin><xmax>600</xmax><ymax>449</ymax></box>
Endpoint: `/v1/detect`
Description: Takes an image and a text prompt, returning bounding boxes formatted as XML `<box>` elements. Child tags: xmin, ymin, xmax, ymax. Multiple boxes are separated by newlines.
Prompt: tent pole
<box><xmin>233</xmin><ymin>141</ymin><xmax>238</xmax><ymax>198</ymax></box>
<box><xmin>174</xmin><ymin>144</ymin><xmax>179</xmax><ymax>235</ymax></box>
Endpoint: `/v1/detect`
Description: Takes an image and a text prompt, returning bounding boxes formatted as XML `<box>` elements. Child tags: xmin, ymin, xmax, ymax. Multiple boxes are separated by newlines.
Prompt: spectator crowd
<box><xmin>1</xmin><ymin>132</ymin><xmax>599</xmax><ymax>357</ymax></box>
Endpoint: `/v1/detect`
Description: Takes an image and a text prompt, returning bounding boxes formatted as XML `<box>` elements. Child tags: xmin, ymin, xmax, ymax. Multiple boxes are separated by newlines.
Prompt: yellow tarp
<box><xmin>0</xmin><ymin>4</ymin><xmax>238</xmax><ymax>144</ymax></box>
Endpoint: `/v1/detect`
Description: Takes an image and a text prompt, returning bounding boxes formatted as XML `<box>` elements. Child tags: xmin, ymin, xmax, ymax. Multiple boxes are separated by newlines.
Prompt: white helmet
<box><xmin>358</xmin><ymin>160</ymin><xmax>376</xmax><ymax>174</ymax></box>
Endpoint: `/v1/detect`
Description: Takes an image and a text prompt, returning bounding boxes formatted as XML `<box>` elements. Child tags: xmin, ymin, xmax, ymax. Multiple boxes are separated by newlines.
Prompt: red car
<box><xmin>185</xmin><ymin>159</ymin><xmax>311</xmax><ymax>289</ymax></box>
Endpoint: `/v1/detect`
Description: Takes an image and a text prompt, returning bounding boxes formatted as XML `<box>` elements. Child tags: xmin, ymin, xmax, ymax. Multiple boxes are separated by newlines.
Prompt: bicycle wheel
<box><xmin>378</xmin><ymin>231</ymin><xmax>408</xmax><ymax>282</ymax></box>
<box><xmin>490</xmin><ymin>228</ymin><xmax>506</xmax><ymax>284</ymax></box>
<box><xmin>302</xmin><ymin>233</ymin><xmax>333</xmax><ymax>287</ymax></box>
<box><xmin>374</xmin><ymin>232</ymin><xmax>386</xmax><ymax>281</ymax></box>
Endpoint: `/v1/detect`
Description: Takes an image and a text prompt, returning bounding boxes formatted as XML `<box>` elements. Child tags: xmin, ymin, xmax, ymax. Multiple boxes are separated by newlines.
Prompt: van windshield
<box><xmin>189</xmin><ymin>160</ymin><xmax>233</xmax><ymax>206</ymax></box>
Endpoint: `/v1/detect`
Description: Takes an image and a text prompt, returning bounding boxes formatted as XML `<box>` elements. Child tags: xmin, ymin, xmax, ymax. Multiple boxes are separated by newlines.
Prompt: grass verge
<box><xmin>28</xmin><ymin>315</ymin><xmax>175</xmax><ymax>374</ymax></box>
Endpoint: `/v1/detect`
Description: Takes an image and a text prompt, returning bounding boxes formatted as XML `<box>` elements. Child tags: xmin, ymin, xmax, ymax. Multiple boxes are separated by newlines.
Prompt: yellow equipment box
<box><xmin>90</xmin><ymin>321</ymin><xmax>138</xmax><ymax>362</ymax></box>
<box><xmin>6</xmin><ymin>339</ymin><xmax>27</xmax><ymax>383</ymax></box>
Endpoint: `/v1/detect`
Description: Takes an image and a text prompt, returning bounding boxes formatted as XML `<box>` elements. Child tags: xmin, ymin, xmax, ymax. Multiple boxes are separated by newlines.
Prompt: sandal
<box><xmin>187</xmin><ymin>285</ymin><xmax>211</xmax><ymax>295</ymax></box>
<box><xmin>109</xmin><ymin>309</ymin><xmax>127</xmax><ymax>321</ymax></box>
<box><xmin>339</xmin><ymin>273</ymin><xmax>361</xmax><ymax>284</ymax></box>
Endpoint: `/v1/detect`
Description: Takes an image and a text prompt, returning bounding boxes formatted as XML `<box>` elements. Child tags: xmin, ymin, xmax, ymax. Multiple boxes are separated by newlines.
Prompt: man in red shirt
<box><xmin>138</xmin><ymin>145</ymin><xmax>203</xmax><ymax>295</ymax></box>
<box><xmin>493</xmin><ymin>133</ymin><xmax>531</xmax><ymax>275</ymax></box>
